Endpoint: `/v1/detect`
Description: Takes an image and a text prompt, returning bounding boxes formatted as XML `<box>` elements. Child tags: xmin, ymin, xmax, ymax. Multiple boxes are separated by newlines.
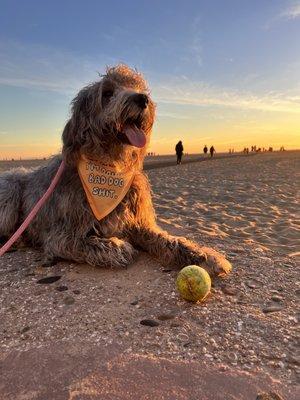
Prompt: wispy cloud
<box><xmin>152</xmin><ymin>76</ymin><xmax>300</xmax><ymax>114</ymax></box>
<box><xmin>157</xmin><ymin>111</ymin><xmax>190</xmax><ymax>120</ymax></box>
<box><xmin>263</xmin><ymin>2</ymin><xmax>300</xmax><ymax>29</ymax></box>
<box><xmin>0</xmin><ymin>40</ymin><xmax>116</xmax><ymax>95</ymax></box>
<box><xmin>175</xmin><ymin>16</ymin><xmax>203</xmax><ymax>67</ymax></box>
<box><xmin>1</xmin><ymin>40</ymin><xmax>300</xmax><ymax>115</ymax></box>
<box><xmin>280</xmin><ymin>2</ymin><xmax>300</xmax><ymax>20</ymax></box>
<box><xmin>186</xmin><ymin>16</ymin><xmax>203</xmax><ymax>67</ymax></box>
<box><xmin>189</xmin><ymin>36</ymin><xmax>203</xmax><ymax>67</ymax></box>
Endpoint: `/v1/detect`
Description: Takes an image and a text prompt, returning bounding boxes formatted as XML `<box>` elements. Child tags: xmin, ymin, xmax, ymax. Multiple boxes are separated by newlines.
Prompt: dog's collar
<box><xmin>77</xmin><ymin>156</ymin><xmax>136</xmax><ymax>220</ymax></box>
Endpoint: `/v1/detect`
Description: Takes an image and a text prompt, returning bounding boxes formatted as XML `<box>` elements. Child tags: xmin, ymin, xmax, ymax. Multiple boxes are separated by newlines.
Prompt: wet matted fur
<box><xmin>0</xmin><ymin>65</ymin><xmax>231</xmax><ymax>276</ymax></box>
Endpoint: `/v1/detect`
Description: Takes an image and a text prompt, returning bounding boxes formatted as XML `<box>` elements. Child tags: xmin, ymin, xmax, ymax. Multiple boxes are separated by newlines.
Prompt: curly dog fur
<box><xmin>0</xmin><ymin>64</ymin><xmax>231</xmax><ymax>276</ymax></box>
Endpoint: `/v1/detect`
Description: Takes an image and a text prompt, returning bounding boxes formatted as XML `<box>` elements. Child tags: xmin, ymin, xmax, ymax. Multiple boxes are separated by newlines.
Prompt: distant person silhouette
<box><xmin>210</xmin><ymin>146</ymin><xmax>215</xmax><ymax>158</ymax></box>
<box><xmin>175</xmin><ymin>141</ymin><xmax>184</xmax><ymax>164</ymax></box>
<box><xmin>203</xmin><ymin>145</ymin><xmax>208</xmax><ymax>156</ymax></box>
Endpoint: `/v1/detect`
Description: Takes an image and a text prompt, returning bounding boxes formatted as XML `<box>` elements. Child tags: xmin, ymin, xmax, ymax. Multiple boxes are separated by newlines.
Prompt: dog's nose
<box><xmin>132</xmin><ymin>93</ymin><xmax>149</xmax><ymax>109</ymax></box>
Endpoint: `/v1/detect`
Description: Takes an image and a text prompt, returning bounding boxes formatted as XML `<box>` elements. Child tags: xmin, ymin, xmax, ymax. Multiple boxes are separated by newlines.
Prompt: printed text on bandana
<box><xmin>77</xmin><ymin>157</ymin><xmax>135</xmax><ymax>220</ymax></box>
<box><xmin>86</xmin><ymin>162</ymin><xmax>124</xmax><ymax>199</ymax></box>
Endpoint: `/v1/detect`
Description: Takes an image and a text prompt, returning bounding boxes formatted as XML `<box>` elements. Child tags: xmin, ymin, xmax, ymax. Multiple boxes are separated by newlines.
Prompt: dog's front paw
<box><xmin>109</xmin><ymin>237</ymin><xmax>137</xmax><ymax>268</ymax></box>
<box><xmin>87</xmin><ymin>236</ymin><xmax>137</xmax><ymax>268</ymax></box>
<box><xmin>199</xmin><ymin>246</ymin><xmax>232</xmax><ymax>277</ymax></box>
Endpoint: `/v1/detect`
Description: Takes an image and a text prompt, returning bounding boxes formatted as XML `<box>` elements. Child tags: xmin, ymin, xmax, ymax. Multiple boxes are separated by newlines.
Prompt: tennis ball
<box><xmin>176</xmin><ymin>265</ymin><xmax>211</xmax><ymax>302</ymax></box>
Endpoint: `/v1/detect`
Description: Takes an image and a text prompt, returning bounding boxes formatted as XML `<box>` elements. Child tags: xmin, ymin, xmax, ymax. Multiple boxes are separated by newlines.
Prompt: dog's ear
<box><xmin>61</xmin><ymin>119</ymin><xmax>81</xmax><ymax>166</ymax></box>
<box><xmin>62</xmin><ymin>84</ymin><xmax>102</xmax><ymax>166</ymax></box>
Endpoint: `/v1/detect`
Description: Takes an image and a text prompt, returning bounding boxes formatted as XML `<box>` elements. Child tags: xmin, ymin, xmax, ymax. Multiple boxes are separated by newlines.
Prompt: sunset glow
<box><xmin>0</xmin><ymin>0</ymin><xmax>299</xmax><ymax>158</ymax></box>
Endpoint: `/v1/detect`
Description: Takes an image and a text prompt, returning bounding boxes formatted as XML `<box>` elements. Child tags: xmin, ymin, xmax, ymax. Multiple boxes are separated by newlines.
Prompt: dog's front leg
<box><xmin>43</xmin><ymin>233</ymin><xmax>136</xmax><ymax>268</ymax></box>
<box><xmin>129</xmin><ymin>226</ymin><xmax>231</xmax><ymax>277</ymax></box>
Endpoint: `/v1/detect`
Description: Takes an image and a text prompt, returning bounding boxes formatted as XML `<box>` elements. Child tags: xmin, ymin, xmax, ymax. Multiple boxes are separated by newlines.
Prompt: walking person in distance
<box><xmin>175</xmin><ymin>141</ymin><xmax>184</xmax><ymax>164</ymax></box>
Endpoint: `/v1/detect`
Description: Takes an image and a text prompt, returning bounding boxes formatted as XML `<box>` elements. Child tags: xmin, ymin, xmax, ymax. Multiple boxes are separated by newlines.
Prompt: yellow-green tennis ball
<box><xmin>176</xmin><ymin>265</ymin><xmax>211</xmax><ymax>302</ymax></box>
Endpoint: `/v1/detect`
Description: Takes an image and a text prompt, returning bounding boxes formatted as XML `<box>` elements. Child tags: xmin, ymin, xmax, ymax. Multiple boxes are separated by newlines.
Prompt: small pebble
<box><xmin>277</xmin><ymin>361</ymin><xmax>284</xmax><ymax>369</ymax></box>
<box><xmin>56</xmin><ymin>285</ymin><xmax>68</xmax><ymax>292</ymax></box>
<box><xmin>227</xmin><ymin>252</ymin><xmax>238</xmax><ymax>258</ymax></box>
<box><xmin>36</xmin><ymin>276</ymin><xmax>61</xmax><ymax>284</ymax></box>
<box><xmin>246</xmin><ymin>280</ymin><xmax>259</xmax><ymax>289</ymax></box>
<box><xmin>177</xmin><ymin>333</ymin><xmax>189</xmax><ymax>342</ymax></box>
<box><xmin>262</xmin><ymin>305</ymin><xmax>284</xmax><ymax>313</ymax></box>
<box><xmin>283</xmin><ymin>263</ymin><xmax>292</xmax><ymax>268</ymax></box>
<box><xmin>271</xmin><ymin>295</ymin><xmax>282</xmax><ymax>303</ymax></box>
<box><xmin>140</xmin><ymin>319</ymin><xmax>160</xmax><ymax>327</ymax></box>
<box><xmin>157</xmin><ymin>313</ymin><xmax>176</xmax><ymax>321</ymax></box>
<box><xmin>20</xmin><ymin>326</ymin><xmax>30</xmax><ymax>334</ymax></box>
<box><xmin>255</xmin><ymin>247</ymin><xmax>264</xmax><ymax>253</ymax></box>
<box><xmin>64</xmin><ymin>296</ymin><xmax>75</xmax><ymax>305</ymax></box>
<box><xmin>222</xmin><ymin>286</ymin><xmax>238</xmax><ymax>296</ymax></box>
<box><xmin>228</xmin><ymin>352</ymin><xmax>238</xmax><ymax>362</ymax></box>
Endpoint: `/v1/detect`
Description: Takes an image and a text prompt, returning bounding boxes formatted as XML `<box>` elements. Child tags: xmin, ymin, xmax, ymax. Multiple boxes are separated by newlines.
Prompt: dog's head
<box><xmin>62</xmin><ymin>64</ymin><xmax>156</xmax><ymax>167</ymax></box>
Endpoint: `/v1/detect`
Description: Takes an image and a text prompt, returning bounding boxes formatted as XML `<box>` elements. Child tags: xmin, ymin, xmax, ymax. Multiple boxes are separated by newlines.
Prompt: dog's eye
<box><xmin>102</xmin><ymin>90</ymin><xmax>114</xmax><ymax>107</ymax></box>
<box><xmin>102</xmin><ymin>90</ymin><xmax>113</xmax><ymax>99</ymax></box>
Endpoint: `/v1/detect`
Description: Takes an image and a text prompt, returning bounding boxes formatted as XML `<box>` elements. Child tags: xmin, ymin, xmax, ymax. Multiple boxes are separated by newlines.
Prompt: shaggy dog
<box><xmin>0</xmin><ymin>65</ymin><xmax>231</xmax><ymax>276</ymax></box>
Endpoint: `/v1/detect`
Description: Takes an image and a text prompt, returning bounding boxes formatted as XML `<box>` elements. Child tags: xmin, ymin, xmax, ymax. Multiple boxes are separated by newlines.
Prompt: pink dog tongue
<box><xmin>123</xmin><ymin>125</ymin><xmax>146</xmax><ymax>148</ymax></box>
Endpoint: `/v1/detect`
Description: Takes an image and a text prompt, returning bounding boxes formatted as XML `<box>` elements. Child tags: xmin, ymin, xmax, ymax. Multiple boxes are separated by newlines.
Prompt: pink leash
<box><xmin>0</xmin><ymin>160</ymin><xmax>65</xmax><ymax>257</ymax></box>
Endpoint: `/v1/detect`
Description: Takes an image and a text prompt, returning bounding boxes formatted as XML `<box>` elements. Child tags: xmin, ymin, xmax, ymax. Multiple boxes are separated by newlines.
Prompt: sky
<box><xmin>0</xmin><ymin>0</ymin><xmax>300</xmax><ymax>158</ymax></box>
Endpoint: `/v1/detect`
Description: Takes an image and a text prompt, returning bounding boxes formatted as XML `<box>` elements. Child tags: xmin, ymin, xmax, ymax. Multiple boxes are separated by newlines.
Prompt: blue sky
<box><xmin>0</xmin><ymin>0</ymin><xmax>300</xmax><ymax>157</ymax></box>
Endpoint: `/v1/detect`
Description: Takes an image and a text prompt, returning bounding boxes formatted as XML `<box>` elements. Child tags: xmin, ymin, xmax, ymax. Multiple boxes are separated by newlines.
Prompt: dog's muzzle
<box><xmin>118</xmin><ymin>94</ymin><xmax>149</xmax><ymax>148</ymax></box>
<box><xmin>131</xmin><ymin>93</ymin><xmax>149</xmax><ymax>109</ymax></box>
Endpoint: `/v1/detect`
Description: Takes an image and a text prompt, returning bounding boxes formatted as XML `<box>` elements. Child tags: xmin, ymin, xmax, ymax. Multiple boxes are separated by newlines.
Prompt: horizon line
<box><xmin>0</xmin><ymin>148</ymin><xmax>299</xmax><ymax>161</ymax></box>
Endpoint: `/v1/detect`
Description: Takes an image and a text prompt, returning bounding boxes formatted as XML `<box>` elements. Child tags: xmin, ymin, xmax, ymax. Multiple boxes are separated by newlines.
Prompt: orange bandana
<box><xmin>78</xmin><ymin>156</ymin><xmax>135</xmax><ymax>220</ymax></box>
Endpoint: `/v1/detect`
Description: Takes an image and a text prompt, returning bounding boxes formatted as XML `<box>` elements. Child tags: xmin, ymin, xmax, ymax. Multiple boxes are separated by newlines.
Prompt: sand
<box><xmin>147</xmin><ymin>151</ymin><xmax>300</xmax><ymax>257</ymax></box>
<box><xmin>0</xmin><ymin>151</ymin><xmax>299</xmax><ymax>399</ymax></box>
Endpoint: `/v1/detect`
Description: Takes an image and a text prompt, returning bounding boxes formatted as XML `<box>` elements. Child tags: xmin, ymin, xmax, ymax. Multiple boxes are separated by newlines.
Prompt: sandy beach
<box><xmin>147</xmin><ymin>151</ymin><xmax>300</xmax><ymax>257</ymax></box>
<box><xmin>0</xmin><ymin>151</ymin><xmax>299</xmax><ymax>399</ymax></box>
